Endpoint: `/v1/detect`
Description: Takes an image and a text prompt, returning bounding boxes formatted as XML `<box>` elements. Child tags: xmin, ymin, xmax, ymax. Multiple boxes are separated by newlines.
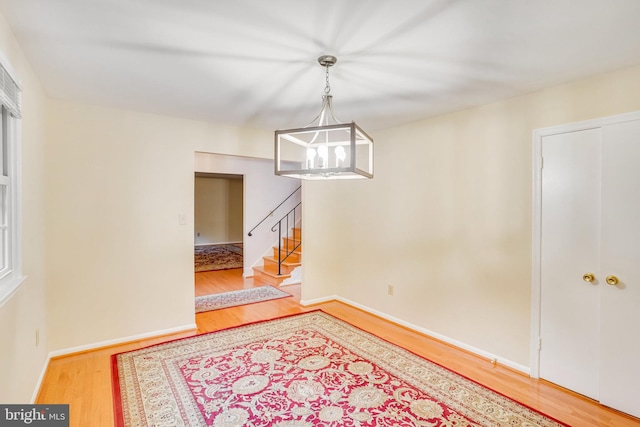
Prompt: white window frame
<box><xmin>0</xmin><ymin>56</ymin><xmax>24</xmax><ymax>307</ymax></box>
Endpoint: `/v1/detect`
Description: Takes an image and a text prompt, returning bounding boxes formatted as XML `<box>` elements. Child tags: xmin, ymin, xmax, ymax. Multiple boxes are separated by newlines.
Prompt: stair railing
<box><xmin>271</xmin><ymin>202</ymin><xmax>301</xmax><ymax>275</ymax></box>
<box><xmin>247</xmin><ymin>185</ymin><xmax>301</xmax><ymax>237</ymax></box>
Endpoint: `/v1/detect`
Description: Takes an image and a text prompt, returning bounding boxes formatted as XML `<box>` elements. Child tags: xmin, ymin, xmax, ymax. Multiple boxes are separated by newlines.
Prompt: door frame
<box><xmin>530</xmin><ymin>110</ymin><xmax>640</xmax><ymax>379</ymax></box>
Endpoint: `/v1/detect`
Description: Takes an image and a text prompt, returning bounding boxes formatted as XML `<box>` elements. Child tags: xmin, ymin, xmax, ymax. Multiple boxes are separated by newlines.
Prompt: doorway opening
<box><xmin>194</xmin><ymin>172</ymin><xmax>244</xmax><ymax>277</ymax></box>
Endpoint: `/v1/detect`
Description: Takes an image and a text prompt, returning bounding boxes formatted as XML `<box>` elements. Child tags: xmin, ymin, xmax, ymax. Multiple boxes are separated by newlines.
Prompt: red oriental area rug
<box><xmin>112</xmin><ymin>311</ymin><xmax>566</xmax><ymax>427</ymax></box>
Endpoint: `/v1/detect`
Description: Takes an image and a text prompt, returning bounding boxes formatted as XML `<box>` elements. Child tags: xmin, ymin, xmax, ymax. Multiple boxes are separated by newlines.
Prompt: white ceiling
<box><xmin>1</xmin><ymin>0</ymin><xmax>640</xmax><ymax>131</ymax></box>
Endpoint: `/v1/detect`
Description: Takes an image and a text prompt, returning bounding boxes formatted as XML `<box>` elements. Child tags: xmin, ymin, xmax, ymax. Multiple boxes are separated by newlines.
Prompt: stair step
<box><xmin>292</xmin><ymin>227</ymin><xmax>302</xmax><ymax>240</ymax></box>
<box><xmin>272</xmin><ymin>247</ymin><xmax>301</xmax><ymax>261</ymax></box>
<box><xmin>281</xmin><ymin>237</ymin><xmax>301</xmax><ymax>249</ymax></box>
<box><xmin>252</xmin><ymin>266</ymin><xmax>291</xmax><ymax>286</ymax></box>
<box><xmin>254</xmin><ymin>226</ymin><xmax>301</xmax><ymax>286</ymax></box>
<box><xmin>262</xmin><ymin>256</ymin><xmax>301</xmax><ymax>275</ymax></box>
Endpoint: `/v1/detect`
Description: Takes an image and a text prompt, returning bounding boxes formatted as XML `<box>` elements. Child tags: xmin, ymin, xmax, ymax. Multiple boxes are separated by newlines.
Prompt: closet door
<box><xmin>539</xmin><ymin>128</ymin><xmax>601</xmax><ymax>400</ymax></box>
<box><xmin>599</xmin><ymin>120</ymin><xmax>640</xmax><ymax>418</ymax></box>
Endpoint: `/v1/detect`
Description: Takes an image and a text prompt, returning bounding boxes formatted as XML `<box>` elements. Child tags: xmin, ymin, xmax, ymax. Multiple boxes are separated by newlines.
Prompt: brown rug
<box><xmin>112</xmin><ymin>311</ymin><xmax>567</xmax><ymax>427</ymax></box>
<box><xmin>194</xmin><ymin>244</ymin><xmax>243</xmax><ymax>272</ymax></box>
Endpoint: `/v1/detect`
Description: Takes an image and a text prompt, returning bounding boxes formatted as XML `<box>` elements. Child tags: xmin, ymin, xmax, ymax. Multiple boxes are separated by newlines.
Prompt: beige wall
<box><xmin>194</xmin><ymin>176</ymin><xmax>243</xmax><ymax>245</ymax></box>
<box><xmin>302</xmin><ymin>64</ymin><xmax>640</xmax><ymax>368</ymax></box>
<box><xmin>45</xmin><ymin>101</ymin><xmax>272</xmax><ymax>352</ymax></box>
<box><xmin>0</xmin><ymin>16</ymin><xmax>49</xmax><ymax>402</ymax></box>
<box><xmin>228</xmin><ymin>179</ymin><xmax>243</xmax><ymax>242</ymax></box>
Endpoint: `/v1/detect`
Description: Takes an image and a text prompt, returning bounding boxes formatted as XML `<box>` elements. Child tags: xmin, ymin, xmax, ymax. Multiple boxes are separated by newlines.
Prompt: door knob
<box><xmin>606</xmin><ymin>275</ymin><xmax>619</xmax><ymax>286</ymax></box>
<box><xmin>582</xmin><ymin>273</ymin><xmax>595</xmax><ymax>282</ymax></box>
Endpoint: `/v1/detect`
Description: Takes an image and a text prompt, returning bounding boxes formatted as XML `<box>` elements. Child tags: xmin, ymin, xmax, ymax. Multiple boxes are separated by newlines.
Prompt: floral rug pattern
<box><xmin>113</xmin><ymin>311</ymin><xmax>566</xmax><ymax>427</ymax></box>
<box><xmin>195</xmin><ymin>286</ymin><xmax>291</xmax><ymax>313</ymax></box>
<box><xmin>195</xmin><ymin>244</ymin><xmax>243</xmax><ymax>272</ymax></box>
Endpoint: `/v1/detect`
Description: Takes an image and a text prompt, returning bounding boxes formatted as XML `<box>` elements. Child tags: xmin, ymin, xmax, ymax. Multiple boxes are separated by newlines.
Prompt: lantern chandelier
<box><xmin>274</xmin><ymin>55</ymin><xmax>374</xmax><ymax>180</ymax></box>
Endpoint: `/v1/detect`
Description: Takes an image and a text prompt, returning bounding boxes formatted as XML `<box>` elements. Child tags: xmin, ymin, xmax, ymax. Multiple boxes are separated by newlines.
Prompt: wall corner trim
<box><xmin>30</xmin><ymin>355</ymin><xmax>50</xmax><ymax>404</ymax></box>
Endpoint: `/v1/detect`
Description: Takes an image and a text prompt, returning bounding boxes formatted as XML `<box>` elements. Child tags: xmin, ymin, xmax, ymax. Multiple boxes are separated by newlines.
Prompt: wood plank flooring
<box><xmin>36</xmin><ymin>268</ymin><xmax>640</xmax><ymax>426</ymax></box>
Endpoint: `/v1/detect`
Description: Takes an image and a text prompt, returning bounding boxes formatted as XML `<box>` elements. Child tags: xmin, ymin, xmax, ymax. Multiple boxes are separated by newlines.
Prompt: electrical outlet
<box><xmin>387</xmin><ymin>285</ymin><xmax>394</xmax><ymax>296</ymax></box>
<box><xmin>35</xmin><ymin>329</ymin><xmax>39</xmax><ymax>346</ymax></box>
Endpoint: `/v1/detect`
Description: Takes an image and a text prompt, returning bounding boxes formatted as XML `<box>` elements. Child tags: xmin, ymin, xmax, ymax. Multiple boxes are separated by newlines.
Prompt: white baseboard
<box><xmin>47</xmin><ymin>323</ymin><xmax>197</xmax><ymax>359</ymax></box>
<box><xmin>30</xmin><ymin>355</ymin><xmax>50</xmax><ymax>403</ymax></box>
<box><xmin>300</xmin><ymin>295</ymin><xmax>337</xmax><ymax>306</ymax></box>
<box><xmin>33</xmin><ymin>323</ymin><xmax>197</xmax><ymax>403</ymax></box>
<box><xmin>301</xmin><ymin>295</ymin><xmax>529</xmax><ymax>375</ymax></box>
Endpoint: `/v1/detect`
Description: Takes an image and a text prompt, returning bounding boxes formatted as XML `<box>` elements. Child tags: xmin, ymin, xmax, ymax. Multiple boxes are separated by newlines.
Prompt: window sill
<box><xmin>0</xmin><ymin>274</ymin><xmax>27</xmax><ymax>308</ymax></box>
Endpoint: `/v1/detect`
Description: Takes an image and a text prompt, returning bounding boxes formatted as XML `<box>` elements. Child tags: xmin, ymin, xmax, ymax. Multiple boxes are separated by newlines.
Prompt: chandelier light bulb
<box><xmin>306</xmin><ymin>147</ymin><xmax>317</xmax><ymax>169</ymax></box>
<box><xmin>317</xmin><ymin>145</ymin><xmax>328</xmax><ymax>168</ymax></box>
<box><xmin>335</xmin><ymin>145</ymin><xmax>346</xmax><ymax>167</ymax></box>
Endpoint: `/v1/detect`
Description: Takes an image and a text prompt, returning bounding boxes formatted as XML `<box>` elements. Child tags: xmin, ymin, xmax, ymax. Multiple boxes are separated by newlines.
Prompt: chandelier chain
<box><xmin>324</xmin><ymin>65</ymin><xmax>331</xmax><ymax>95</ymax></box>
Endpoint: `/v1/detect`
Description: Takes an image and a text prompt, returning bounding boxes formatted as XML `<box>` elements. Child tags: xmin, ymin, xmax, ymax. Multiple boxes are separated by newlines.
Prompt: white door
<box><xmin>538</xmin><ymin>117</ymin><xmax>640</xmax><ymax>418</ymax></box>
<box><xmin>539</xmin><ymin>128</ymin><xmax>601</xmax><ymax>401</ymax></box>
<box><xmin>599</xmin><ymin>120</ymin><xmax>640</xmax><ymax>417</ymax></box>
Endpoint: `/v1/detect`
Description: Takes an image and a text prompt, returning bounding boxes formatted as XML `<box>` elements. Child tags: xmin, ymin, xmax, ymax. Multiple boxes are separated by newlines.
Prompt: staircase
<box><xmin>252</xmin><ymin>227</ymin><xmax>301</xmax><ymax>285</ymax></box>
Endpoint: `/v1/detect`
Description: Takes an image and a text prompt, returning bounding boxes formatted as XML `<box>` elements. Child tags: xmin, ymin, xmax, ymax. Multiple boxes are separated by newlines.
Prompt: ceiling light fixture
<box><xmin>274</xmin><ymin>55</ymin><xmax>374</xmax><ymax>180</ymax></box>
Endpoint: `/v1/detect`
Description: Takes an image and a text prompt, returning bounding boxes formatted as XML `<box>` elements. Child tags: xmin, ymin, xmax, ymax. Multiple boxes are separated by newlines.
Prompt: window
<box><xmin>0</xmin><ymin>59</ymin><xmax>23</xmax><ymax>306</ymax></box>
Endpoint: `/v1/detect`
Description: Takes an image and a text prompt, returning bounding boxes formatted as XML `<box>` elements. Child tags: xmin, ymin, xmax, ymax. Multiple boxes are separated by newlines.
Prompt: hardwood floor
<box><xmin>36</xmin><ymin>269</ymin><xmax>640</xmax><ymax>426</ymax></box>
